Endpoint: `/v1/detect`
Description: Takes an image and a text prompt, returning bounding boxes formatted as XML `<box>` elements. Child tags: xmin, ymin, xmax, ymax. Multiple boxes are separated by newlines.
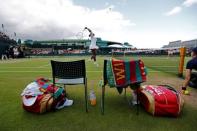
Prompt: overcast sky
<box><xmin>0</xmin><ymin>0</ymin><xmax>197</xmax><ymax>48</ymax></box>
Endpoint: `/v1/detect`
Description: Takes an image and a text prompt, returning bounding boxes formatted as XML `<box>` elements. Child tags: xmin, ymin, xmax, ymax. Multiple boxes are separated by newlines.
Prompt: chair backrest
<box><xmin>51</xmin><ymin>60</ymin><xmax>86</xmax><ymax>83</ymax></box>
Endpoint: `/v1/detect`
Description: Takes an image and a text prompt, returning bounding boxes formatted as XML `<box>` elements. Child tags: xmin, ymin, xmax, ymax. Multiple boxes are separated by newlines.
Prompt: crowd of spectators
<box><xmin>1</xmin><ymin>31</ymin><xmax>25</xmax><ymax>60</ymax></box>
<box><xmin>0</xmin><ymin>31</ymin><xmax>9</xmax><ymax>40</ymax></box>
<box><xmin>0</xmin><ymin>31</ymin><xmax>16</xmax><ymax>44</ymax></box>
<box><xmin>57</xmin><ymin>49</ymin><xmax>85</xmax><ymax>54</ymax></box>
<box><xmin>1</xmin><ymin>45</ymin><xmax>25</xmax><ymax>60</ymax></box>
<box><xmin>31</xmin><ymin>48</ymin><xmax>53</xmax><ymax>55</ymax></box>
<box><xmin>29</xmin><ymin>48</ymin><xmax>86</xmax><ymax>55</ymax></box>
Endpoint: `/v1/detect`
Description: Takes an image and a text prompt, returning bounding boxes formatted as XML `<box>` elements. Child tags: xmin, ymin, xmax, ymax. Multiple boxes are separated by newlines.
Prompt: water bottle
<box><xmin>89</xmin><ymin>89</ymin><xmax>96</xmax><ymax>106</ymax></box>
<box><xmin>132</xmin><ymin>91</ymin><xmax>137</xmax><ymax>105</ymax></box>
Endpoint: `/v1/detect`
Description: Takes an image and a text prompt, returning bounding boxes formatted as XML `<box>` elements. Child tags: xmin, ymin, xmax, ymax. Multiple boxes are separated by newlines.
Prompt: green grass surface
<box><xmin>0</xmin><ymin>56</ymin><xmax>196</xmax><ymax>131</ymax></box>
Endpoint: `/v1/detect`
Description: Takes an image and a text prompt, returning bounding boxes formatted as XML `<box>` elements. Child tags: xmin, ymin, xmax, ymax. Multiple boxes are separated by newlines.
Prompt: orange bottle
<box><xmin>89</xmin><ymin>89</ymin><xmax>96</xmax><ymax>106</ymax></box>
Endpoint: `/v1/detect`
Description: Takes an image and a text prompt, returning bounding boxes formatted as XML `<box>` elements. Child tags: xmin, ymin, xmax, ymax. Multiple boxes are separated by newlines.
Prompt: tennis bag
<box><xmin>21</xmin><ymin>78</ymin><xmax>66</xmax><ymax>113</ymax></box>
<box><xmin>139</xmin><ymin>85</ymin><xmax>184</xmax><ymax>117</ymax></box>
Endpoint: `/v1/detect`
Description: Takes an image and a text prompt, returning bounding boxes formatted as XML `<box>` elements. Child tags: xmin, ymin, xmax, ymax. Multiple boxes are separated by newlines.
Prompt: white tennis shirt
<box><xmin>89</xmin><ymin>34</ymin><xmax>99</xmax><ymax>50</ymax></box>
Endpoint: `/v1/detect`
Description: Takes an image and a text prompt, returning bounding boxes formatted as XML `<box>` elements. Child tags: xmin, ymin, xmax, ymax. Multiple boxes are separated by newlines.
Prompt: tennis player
<box><xmin>84</xmin><ymin>27</ymin><xmax>99</xmax><ymax>65</ymax></box>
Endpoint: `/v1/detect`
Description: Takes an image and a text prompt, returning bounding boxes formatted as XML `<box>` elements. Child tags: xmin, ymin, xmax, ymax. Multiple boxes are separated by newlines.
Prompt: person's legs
<box><xmin>90</xmin><ymin>49</ymin><xmax>93</xmax><ymax>60</ymax></box>
<box><xmin>6</xmin><ymin>53</ymin><xmax>9</xmax><ymax>59</ymax></box>
<box><xmin>1</xmin><ymin>54</ymin><xmax>7</xmax><ymax>60</ymax></box>
<box><xmin>189</xmin><ymin>72</ymin><xmax>197</xmax><ymax>88</ymax></box>
<box><xmin>93</xmin><ymin>49</ymin><xmax>96</xmax><ymax>61</ymax></box>
<box><xmin>5</xmin><ymin>54</ymin><xmax>8</xmax><ymax>60</ymax></box>
<box><xmin>90</xmin><ymin>49</ymin><xmax>99</xmax><ymax>66</ymax></box>
<box><xmin>91</xmin><ymin>55</ymin><xmax>93</xmax><ymax>60</ymax></box>
<box><xmin>91</xmin><ymin>49</ymin><xmax>96</xmax><ymax>62</ymax></box>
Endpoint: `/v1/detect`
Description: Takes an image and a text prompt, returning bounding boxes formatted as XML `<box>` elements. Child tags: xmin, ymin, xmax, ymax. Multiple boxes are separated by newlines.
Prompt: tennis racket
<box><xmin>76</xmin><ymin>31</ymin><xmax>84</xmax><ymax>39</ymax></box>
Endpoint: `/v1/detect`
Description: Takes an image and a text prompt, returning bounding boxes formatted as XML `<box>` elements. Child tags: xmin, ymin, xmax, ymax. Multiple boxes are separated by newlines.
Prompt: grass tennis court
<box><xmin>0</xmin><ymin>56</ymin><xmax>197</xmax><ymax>131</ymax></box>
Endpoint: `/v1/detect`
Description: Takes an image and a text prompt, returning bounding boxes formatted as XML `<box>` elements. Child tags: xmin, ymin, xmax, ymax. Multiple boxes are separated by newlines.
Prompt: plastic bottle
<box><xmin>89</xmin><ymin>89</ymin><xmax>96</xmax><ymax>106</ymax></box>
<box><xmin>132</xmin><ymin>91</ymin><xmax>137</xmax><ymax>105</ymax></box>
<box><xmin>98</xmin><ymin>78</ymin><xmax>103</xmax><ymax>88</ymax></box>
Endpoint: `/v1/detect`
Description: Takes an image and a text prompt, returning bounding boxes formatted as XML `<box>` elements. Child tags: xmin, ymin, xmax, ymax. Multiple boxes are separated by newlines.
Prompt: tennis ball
<box><xmin>184</xmin><ymin>90</ymin><xmax>190</xmax><ymax>95</ymax></box>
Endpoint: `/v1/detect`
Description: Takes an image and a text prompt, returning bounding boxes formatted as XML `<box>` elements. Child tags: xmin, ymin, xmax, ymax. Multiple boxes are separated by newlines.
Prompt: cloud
<box><xmin>0</xmin><ymin>0</ymin><xmax>135</xmax><ymax>41</ymax></box>
<box><xmin>104</xmin><ymin>2</ymin><xmax>109</xmax><ymax>6</ymax></box>
<box><xmin>165</xmin><ymin>6</ymin><xmax>182</xmax><ymax>16</ymax></box>
<box><xmin>164</xmin><ymin>0</ymin><xmax>197</xmax><ymax>16</ymax></box>
<box><xmin>183</xmin><ymin>0</ymin><xmax>197</xmax><ymax>7</ymax></box>
<box><xmin>116</xmin><ymin>0</ymin><xmax>128</xmax><ymax>6</ymax></box>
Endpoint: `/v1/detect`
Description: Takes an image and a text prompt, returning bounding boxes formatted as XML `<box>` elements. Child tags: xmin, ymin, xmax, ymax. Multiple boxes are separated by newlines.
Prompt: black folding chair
<box><xmin>51</xmin><ymin>60</ymin><xmax>88</xmax><ymax>112</ymax></box>
<box><xmin>101</xmin><ymin>60</ymin><xmax>142</xmax><ymax>115</ymax></box>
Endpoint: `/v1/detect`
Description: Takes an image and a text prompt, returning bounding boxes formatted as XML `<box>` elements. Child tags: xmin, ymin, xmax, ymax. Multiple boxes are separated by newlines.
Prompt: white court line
<box><xmin>0</xmin><ymin>70</ymin><xmax>97</xmax><ymax>72</ymax></box>
<box><xmin>148</xmin><ymin>66</ymin><xmax>177</xmax><ymax>67</ymax></box>
<box><xmin>0</xmin><ymin>64</ymin><xmax>50</xmax><ymax>68</ymax></box>
<box><xmin>0</xmin><ymin>65</ymin><xmax>178</xmax><ymax>68</ymax></box>
<box><xmin>0</xmin><ymin>59</ymin><xmax>30</xmax><ymax>64</ymax></box>
<box><xmin>38</xmin><ymin>64</ymin><xmax>50</xmax><ymax>68</ymax></box>
<box><xmin>0</xmin><ymin>67</ymin><xmax>48</xmax><ymax>68</ymax></box>
<box><xmin>0</xmin><ymin>70</ymin><xmax>178</xmax><ymax>73</ymax></box>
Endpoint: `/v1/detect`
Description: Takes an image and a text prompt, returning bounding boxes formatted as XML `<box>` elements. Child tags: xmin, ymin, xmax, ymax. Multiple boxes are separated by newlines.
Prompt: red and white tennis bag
<box><xmin>21</xmin><ymin>78</ymin><xmax>66</xmax><ymax>113</ymax></box>
<box><xmin>139</xmin><ymin>85</ymin><xmax>184</xmax><ymax>117</ymax></box>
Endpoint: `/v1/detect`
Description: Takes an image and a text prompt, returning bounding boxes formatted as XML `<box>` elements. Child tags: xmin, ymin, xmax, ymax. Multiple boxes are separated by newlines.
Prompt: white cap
<box><xmin>22</xmin><ymin>95</ymin><xmax>37</xmax><ymax>106</ymax></box>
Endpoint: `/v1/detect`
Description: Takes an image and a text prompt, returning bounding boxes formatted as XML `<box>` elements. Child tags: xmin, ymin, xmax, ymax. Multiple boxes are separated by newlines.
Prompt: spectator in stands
<box><xmin>84</xmin><ymin>27</ymin><xmax>99</xmax><ymax>66</ymax></box>
<box><xmin>5</xmin><ymin>48</ymin><xmax>9</xmax><ymax>59</ymax></box>
<box><xmin>1</xmin><ymin>48</ymin><xmax>8</xmax><ymax>60</ymax></box>
<box><xmin>168</xmin><ymin>49</ymin><xmax>173</xmax><ymax>57</ymax></box>
<box><xmin>182</xmin><ymin>47</ymin><xmax>197</xmax><ymax>94</ymax></box>
<box><xmin>18</xmin><ymin>46</ymin><xmax>24</xmax><ymax>58</ymax></box>
<box><xmin>9</xmin><ymin>46</ymin><xmax>14</xmax><ymax>59</ymax></box>
<box><xmin>13</xmin><ymin>46</ymin><xmax>19</xmax><ymax>58</ymax></box>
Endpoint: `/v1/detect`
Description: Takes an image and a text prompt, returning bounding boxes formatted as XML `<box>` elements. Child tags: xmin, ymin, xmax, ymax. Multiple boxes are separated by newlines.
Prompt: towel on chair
<box><xmin>106</xmin><ymin>59</ymin><xmax>147</xmax><ymax>93</ymax></box>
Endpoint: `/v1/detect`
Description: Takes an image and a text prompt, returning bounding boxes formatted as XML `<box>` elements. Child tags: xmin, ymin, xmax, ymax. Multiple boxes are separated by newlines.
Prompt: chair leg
<box><xmin>52</xmin><ymin>79</ymin><xmax>56</xmax><ymax>111</ymax></box>
<box><xmin>124</xmin><ymin>88</ymin><xmax>127</xmax><ymax>99</ymax></box>
<box><xmin>85</xmin><ymin>78</ymin><xmax>88</xmax><ymax>113</ymax></box>
<box><xmin>101</xmin><ymin>85</ymin><xmax>105</xmax><ymax>115</ymax></box>
<box><xmin>64</xmin><ymin>85</ymin><xmax>68</xmax><ymax>97</ymax></box>
<box><xmin>136</xmin><ymin>87</ymin><xmax>139</xmax><ymax>115</ymax></box>
<box><xmin>124</xmin><ymin>88</ymin><xmax>132</xmax><ymax>107</ymax></box>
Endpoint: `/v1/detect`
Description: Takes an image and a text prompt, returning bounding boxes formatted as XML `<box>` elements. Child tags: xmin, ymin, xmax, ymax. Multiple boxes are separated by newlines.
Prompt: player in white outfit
<box><xmin>84</xmin><ymin>27</ymin><xmax>99</xmax><ymax>62</ymax></box>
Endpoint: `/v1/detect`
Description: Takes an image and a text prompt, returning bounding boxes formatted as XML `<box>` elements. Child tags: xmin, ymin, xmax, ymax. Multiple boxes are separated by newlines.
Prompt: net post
<box><xmin>178</xmin><ymin>47</ymin><xmax>186</xmax><ymax>77</ymax></box>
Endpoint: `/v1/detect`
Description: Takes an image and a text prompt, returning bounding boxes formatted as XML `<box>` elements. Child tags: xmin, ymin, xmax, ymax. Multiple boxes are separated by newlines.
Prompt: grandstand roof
<box><xmin>163</xmin><ymin>39</ymin><xmax>197</xmax><ymax>48</ymax></box>
<box><xmin>24</xmin><ymin>37</ymin><xmax>134</xmax><ymax>49</ymax></box>
<box><xmin>34</xmin><ymin>39</ymin><xmax>89</xmax><ymax>44</ymax></box>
